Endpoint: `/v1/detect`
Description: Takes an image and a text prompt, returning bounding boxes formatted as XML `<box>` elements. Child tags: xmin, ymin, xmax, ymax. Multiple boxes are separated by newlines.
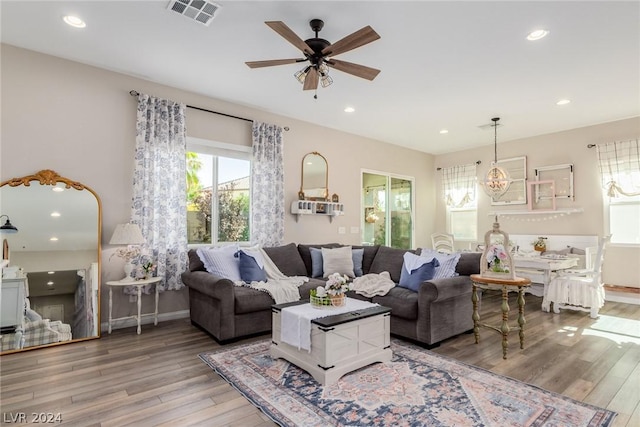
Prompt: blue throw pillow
<box><xmin>398</xmin><ymin>253</ymin><xmax>440</xmax><ymax>292</ymax></box>
<box><xmin>238</xmin><ymin>250</ymin><xmax>267</xmax><ymax>283</ymax></box>
<box><xmin>310</xmin><ymin>247</ymin><xmax>365</xmax><ymax>278</ymax></box>
<box><xmin>352</xmin><ymin>248</ymin><xmax>364</xmax><ymax>277</ymax></box>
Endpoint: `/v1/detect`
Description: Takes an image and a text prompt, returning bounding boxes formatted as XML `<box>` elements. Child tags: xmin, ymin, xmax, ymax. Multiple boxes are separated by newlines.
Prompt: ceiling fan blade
<box><xmin>265</xmin><ymin>21</ymin><xmax>313</xmax><ymax>55</ymax></box>
<box><xmin>327</xmin><ymin>59</ymin><xmax>381</xmax><ymax>81</ymax></box>
<box><xmin>245</xmin><ymin>59</ymin><xmax>304</xmax><ymax>68</ymax></box>
<box><xmin>303</xmin><ymin>67</ymin><xmax>319</xmax><ymax>90</ymax></box>
<box><xmin>321</xmin><ymin>25</ymin><xmax>380</xmax><ymax>57</ymax></box>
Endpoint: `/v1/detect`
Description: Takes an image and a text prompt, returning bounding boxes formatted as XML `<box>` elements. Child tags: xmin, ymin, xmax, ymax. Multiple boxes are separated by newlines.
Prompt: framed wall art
<box><xmin>534</xmin><ymin>164</ymin><xmax>574</xmax><ymax>200</ymax></box>
<box><xmin>491</xmin><ymin>156</ymin><xmax>527</xmax><ymax>205</ymax></box>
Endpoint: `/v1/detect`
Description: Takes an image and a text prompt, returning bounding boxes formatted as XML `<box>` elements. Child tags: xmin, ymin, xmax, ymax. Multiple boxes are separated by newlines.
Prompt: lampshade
<box><xmin>0</xmin><ymin>215</ymin><xmax>18</xmax><ymax>234</ymax></box>
<box><xmin>109</xmin><ymin>223</ymin><xmax>145</xmax><ymax>245</ymax></box>
<box><xmin>481</xmin><ymin>117</ymin><xmax>511</xmax><ymax>199</ymax></box>
<box><xmin>294</xmin><ymin>66</ymin><xmax>310</xmax><ymax>84</ymax></box>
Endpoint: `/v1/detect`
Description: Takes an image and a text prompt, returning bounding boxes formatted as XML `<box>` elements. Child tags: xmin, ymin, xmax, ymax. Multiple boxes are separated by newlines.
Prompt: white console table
<box><xmin>106</xmin><ymin>277</ymin><xmax>161</xmax><ymax>335</ymax></box>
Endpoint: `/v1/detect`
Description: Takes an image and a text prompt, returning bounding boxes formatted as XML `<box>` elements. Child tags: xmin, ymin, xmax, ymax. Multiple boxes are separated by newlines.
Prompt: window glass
<box><xmin>608</xmin><ymin>194</ymin><xmax>640</xmax><ymax>245</ymax></box>
<box><xmin>448</xmin><ymin>208</ymin><xmax>477</xmax><ymax>241</ymax></box>
<box><xmin>187</xmin><ymin>148</ymin><xmax>250</xmax><ymax>245</ymax></box>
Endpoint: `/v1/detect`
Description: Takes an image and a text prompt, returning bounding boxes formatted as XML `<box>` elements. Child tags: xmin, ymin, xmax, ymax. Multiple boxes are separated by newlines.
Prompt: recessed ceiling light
<box><xmin>47</xmin><ymin>281</ymin><xmax>54</xmax><ymax>286</ymax></box>
<box><xmin>48</xmin><ymin>271</ymin><xmax>55</xmax><ymax>275</ymax></box>
<box><xmin>52</xmin><ymin>187</ymin><xmax>64</xmax><ymax>192</ymax></box>
<box><xmin>439</xmin><ymin>129</ymin><xmax>449</xmax><ymax>134</ymax></box>
<box><xmin>63</xmin><ymin>15</ymin><xmax>86</xmax><ymax>28</ymax></box>
<box><xmin>527</xmin><ymin>29</ymin><xmax>549</xmax><ymax>41</ymax></box>
<box><xmin>50</xmin><ymin>237</ymin><xmax>59</xmax><ymax>241</ymax></box>
<box><xmin>51</xmin><ymin>212</ymin><xmax>61</xmax><ymax>217</ymax></box>
<box><xmin>556</xmin><ymin>99</ymin><xmax>571</xmax><ymax>106</ymax></box>
<box><xmin>344</xmin><ymin>106</ymin><xmax>355</xmax><ymax>113</ymax></box>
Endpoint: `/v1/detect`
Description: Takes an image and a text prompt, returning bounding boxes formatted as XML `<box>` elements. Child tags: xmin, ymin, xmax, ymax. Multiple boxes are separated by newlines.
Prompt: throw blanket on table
<box><xmin>234</xmin><ymin>248</ymin><xmax>308</xmax><ymax>304</ymax></box>
<box><xmin>281</xmin><ymin>297</ymin><xmax>379</xmax><ymax>351</ymax></box>
<box><xmin>350</xmin><ymin>271</ymin><xmax>395</xmax><ymax>297</ymax></box>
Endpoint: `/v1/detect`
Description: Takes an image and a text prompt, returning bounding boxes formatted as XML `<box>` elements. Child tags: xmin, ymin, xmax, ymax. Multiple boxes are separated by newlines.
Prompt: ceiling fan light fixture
<box><xmin>294</xmin><ymin>67</ymin><xmax>308</xmax><ymax>84</ymax></box>
<box><xmin>320</xmin><ymin>74</ymin><xmax>333</xmax><ymax>88</ymax></box>
<box><xmin>481</xmin><ymin>117</ymin><xmax>511</xmax><ymax>199</ymax></box>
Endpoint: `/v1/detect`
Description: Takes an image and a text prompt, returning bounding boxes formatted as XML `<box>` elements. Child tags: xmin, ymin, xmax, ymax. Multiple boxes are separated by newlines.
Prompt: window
<box><xmin>597</xmin><ymin>139</ymin><xmax>640</xmax><ymax>245</ymax></box>
<box><xmin>186</xmin><ymin>138</ymin><xmax>251</xmax><ymax>245</ymax></box>
<box><xmin>607</xmin><ymin>194</ymin><xmax>640</xmax><ymax>244</ymax></box>
<box><xmin>441</xmin><ymin>164</ymin><xmax>478</xmax><ymax>241</ymax></box>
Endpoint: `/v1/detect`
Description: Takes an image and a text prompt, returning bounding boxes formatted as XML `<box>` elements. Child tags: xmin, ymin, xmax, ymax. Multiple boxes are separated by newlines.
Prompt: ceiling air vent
<box><xmin>167</xmin><ymin>0</ymin><xmax>221</xmax><ymax>26</ymax></box>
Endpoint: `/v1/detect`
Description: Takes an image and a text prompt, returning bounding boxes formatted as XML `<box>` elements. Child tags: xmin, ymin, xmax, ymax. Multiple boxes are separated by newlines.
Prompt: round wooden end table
<box><xmin>470</xmin><ymin>274</ymin><xmax>531</xmax><ymax>359</ymax></box>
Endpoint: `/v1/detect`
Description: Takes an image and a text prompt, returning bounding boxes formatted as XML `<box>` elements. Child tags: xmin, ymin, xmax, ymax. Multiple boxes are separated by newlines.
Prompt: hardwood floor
<box><xmin>1</xmin><ymin>291</ymin><xmax>638</xmax><ymax>426</ymax></box>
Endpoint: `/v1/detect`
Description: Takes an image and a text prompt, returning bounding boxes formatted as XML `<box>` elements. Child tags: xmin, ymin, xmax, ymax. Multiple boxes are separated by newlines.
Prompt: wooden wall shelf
<box><xmin>291</xmin><ymin>201</ymin><xmax>344</xmax><ymax>222</ymax></box>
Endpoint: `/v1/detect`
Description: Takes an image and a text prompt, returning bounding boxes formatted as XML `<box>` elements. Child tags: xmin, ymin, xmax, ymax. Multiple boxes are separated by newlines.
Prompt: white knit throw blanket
<box><xmin>234</xmin><ymin>248</ymin><xmax>308</xmax><ymax>304</ymax></box>
<box><xmin>350</xmin><ymin>271</ymin><xmax>396</xmax><ymax>297</ymax></box>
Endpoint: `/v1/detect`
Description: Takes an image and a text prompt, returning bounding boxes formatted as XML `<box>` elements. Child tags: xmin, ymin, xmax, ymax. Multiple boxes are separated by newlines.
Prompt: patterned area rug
<box><xmin>199</xmin><ymin>339</ymin><xmax>616</xmax><ymax>427</ymax></box>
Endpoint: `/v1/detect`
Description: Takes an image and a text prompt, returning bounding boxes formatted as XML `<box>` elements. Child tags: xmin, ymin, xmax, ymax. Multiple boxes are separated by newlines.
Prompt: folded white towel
<box><xmin>280</xmin><ymin>298</ymin><xmax>378</xmax><ymax>351</ymax></box>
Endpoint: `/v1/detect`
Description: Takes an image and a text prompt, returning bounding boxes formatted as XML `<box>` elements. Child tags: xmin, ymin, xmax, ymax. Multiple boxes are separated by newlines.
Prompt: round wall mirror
<box><xmin>1</xmin><ymin>170</ymin><xmax>101</xmax><ymax>354</ymax></box>
<box><xmin>301</xmin><ymin>152</ymin><xmax>328</xmax><ymax>200</ymax></box>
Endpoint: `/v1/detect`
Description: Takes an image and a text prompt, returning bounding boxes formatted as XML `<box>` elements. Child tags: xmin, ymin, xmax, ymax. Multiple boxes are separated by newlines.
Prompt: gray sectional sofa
<box><xmin>182</xmin><ymin>243</ymin><xmax>481</xmax><ymax>348</ymax></box>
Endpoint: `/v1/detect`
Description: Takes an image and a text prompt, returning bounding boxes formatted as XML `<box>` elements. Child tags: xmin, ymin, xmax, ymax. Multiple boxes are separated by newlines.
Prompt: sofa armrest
<box><xmin>181</xmin><ymin>271</ymin><xmax>235</xmax><ymax>300</ymax></box>
<box><xmin>419</xmin><ymin>276</ymin><xmax>472</xmax><ymax>303</ymax></box>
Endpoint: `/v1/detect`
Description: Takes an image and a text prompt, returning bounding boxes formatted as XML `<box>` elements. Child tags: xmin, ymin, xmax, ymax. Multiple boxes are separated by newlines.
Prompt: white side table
<box><xmin>106</xmin><ymin>277</ymin><xmax>162</xmax><ymax>335</ymax></box>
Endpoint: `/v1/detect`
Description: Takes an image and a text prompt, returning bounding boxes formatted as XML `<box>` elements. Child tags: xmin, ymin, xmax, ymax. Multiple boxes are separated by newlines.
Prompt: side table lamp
<box><xmin>109</xmin><ymin>223</ymin><xmax>146</xmax><ymax>281</ymax></box>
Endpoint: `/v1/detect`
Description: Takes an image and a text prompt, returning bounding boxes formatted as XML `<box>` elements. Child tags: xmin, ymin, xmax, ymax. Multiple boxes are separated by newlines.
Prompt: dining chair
<box><xmin>431</xmin><ymin>232</ymin><xmax>455</xmax><ymax>254</ymax></box>
<box><xmin>544</xmin><ymin>235</ymin><xmax>611</xmax><ymax>319</ymax></box>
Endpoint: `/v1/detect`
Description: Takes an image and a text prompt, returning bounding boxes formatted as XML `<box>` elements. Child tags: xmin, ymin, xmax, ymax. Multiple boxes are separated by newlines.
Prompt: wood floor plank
<box><xmin>1</xmin><ymin>295</ymin><xmax>638</xmax><ymax>426</ymax></box>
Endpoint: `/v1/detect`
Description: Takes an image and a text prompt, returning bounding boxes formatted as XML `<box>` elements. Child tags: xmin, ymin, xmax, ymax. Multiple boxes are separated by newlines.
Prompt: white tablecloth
<box><xmin>280</xmin><ymin>298</ymin><xmax>378</xmax><ymax>351</ymax></box>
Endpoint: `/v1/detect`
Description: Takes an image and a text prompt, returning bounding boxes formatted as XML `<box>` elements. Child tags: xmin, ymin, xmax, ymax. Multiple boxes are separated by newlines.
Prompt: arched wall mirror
<box><xmin>301</xmin><ymin>152</ymin><xmax>328</xmax><ymax>200</ymax></box>
<box><xmin>0</xmin><ymin>170</ymin><xmax>101</xmax><ymax>354</ymax></box>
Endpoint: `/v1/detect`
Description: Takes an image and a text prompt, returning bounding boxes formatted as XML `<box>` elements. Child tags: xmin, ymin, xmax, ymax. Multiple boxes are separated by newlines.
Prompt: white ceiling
<box><xmin>1</xmin><ymin>1</ymin><xmax>638</xmax><ymax>155</ymax></box>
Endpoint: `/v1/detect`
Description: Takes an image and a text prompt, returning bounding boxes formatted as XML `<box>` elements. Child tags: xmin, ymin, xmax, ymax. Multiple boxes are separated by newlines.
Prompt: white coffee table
<box><xmin>271</xmin><ymin>301</ymin><xmax>392</xmax><ymax>385</ymax></box>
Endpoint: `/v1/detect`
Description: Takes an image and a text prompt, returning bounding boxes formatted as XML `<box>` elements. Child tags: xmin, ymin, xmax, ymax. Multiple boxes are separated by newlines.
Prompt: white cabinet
<box><xmin>1</xmin><ymin>277</ymin><xmax>27</xmax><ymax>329</ymax></box>
<box><xmin>291</xmin><ymin>200</ymin><xmax>345</xmax><ymax>222</ymax></box>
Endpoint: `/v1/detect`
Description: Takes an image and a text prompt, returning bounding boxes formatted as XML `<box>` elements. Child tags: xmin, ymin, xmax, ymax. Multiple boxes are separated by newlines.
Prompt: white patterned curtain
<box><xmin>251</xmin><ymin>121</ymin><xmax>284</xmax><ymax>247</ymax></box>
<box><xmin>441</xmin><ymin>163</ymin><xmax>477</xmax><ymax>207</ymax></box>
<box><xmin>596</xmin><ymin>139</ymin><xmax>640</xmax><ymax>197</ymax></box>
<box><xmin>131</xmin><ymin>93</ymin><xmax>188</xmax><ymax>293</ymax></box>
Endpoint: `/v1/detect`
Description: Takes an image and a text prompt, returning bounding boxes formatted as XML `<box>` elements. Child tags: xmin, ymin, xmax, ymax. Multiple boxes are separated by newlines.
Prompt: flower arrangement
<box><xmin>487</xmin><ymin>244</ymin><xmax>510</xmax><ymax>273</ymax></box>
<box><xmin>141</xmin><ymin>260</ymin><xmax>156</xmax><ymax>279</ymax></box>
<box><xmin>533</xmin><ymin>236</ymin><xmax>547</xmax><ymax>252</ymax></box>
<box><xmin>310</xmin><ymin>273</ymin><xmax>350</xmax><ymax>308</ymax></box>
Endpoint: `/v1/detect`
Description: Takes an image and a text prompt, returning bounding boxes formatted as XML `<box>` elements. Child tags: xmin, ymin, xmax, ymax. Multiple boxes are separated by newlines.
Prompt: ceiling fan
<box><xmin>246</xmin><ymin>19</ymin><xmax>381</xmax><ymax>92</ymax></box>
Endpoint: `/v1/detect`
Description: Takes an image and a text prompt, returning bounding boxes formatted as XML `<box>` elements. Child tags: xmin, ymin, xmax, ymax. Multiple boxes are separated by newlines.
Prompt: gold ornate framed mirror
<box><xmin>301</xmin><ymin>152</ymin><xmax>328</xmax><ymax>200</ymax></box>
<box><xmin>0</xmin><ymin>170</ymin><xmax>102</xmax><ymax>354</ymax></box>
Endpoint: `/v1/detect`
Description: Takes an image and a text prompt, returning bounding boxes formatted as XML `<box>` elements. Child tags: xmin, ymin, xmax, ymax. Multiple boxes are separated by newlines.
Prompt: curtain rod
<box><xmin>436</xmin><ymin>160</ymin><xmax>481</xmax><ymax>171</ymax></box>
<box><xmin>129</xmin><ymin>90</ymin><xmax>290</xmax><ymax>131</ymax></box>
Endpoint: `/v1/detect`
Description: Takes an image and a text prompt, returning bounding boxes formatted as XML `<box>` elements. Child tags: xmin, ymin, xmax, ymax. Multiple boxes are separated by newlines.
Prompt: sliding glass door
<box><xmin>362</xmin><ymin>171</ymin><xmax>414</xmax><ymax>249</ymax></box>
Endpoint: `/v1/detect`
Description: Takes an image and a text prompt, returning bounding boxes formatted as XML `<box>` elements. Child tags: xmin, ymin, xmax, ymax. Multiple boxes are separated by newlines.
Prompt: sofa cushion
<box><xmin>310</xmin><ymin>247</ymin><xmax>365</xmax><ymax>277</ymax></box>
<box><xmin>352</xmin><ymin>245</ymin><xmax>380</xmax><ymax>275</ymax></box>
<box><xmin>372</xmin><ymin>286</ymin><xmax>418</xmax><ymax>320</ymax></box>
<box><xmin>234</xmin><ymin>286</ymin><xmax>274</xmax><ymax>314</ymax></box>
<box><xmin>197</xmin><ymin>245</ymin><xmax>241</xmax><ymax>281</ymax></box>
<box><xmin>454</xmin><ymin>252</ymin><xmax>482</xmax><ymax>276</ymax></box>
<box><xmin>419</xmin><ymin>248</ymin><xmax>462</xmax><ymax>279</ymax></box>
<box><xmin>263</xmin><ymin>243</ymin><xmax>307</xmax><ymax>276</ymax></box>
<box><xmin>398</xmin><ymin>253</ymin><xmax>439</xmax><ymax>292</ymax></box>
<box><xmin>369</xmin><ymin>246</ymin><xmax>417</xmax><ymax>283</ymax></box>
<box><xmin>322</xmin><ymin>246</ymin><xmax>355</xmax><ymax>277</ymax></box>
<box><xmin>298</xmin><ymin>243</ymin><xmax>341</xmax><ymax>276</ymax></box>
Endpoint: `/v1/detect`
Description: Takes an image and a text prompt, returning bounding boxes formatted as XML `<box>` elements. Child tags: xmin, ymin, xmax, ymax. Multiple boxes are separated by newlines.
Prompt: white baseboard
<box><xmin>100</xmin><ymin>309</ymin><xmax>190</xmax><ymax>332</ymax></box>
<box><xmin>605</xmin><ymin>291</ymin><xmax>640</xmax><ymax>305</ymax></box>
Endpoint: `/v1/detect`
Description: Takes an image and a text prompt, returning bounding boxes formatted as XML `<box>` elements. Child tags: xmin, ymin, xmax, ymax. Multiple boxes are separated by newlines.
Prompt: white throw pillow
<box><xmin>322</xmin><ymin>246</ymin><xmax>355</xmax><ymax>278</ymax></box>
<box><xmin>197</xmin><ymin>245</ymin><xmax>241</xmax><ymax>281</ymax></box>
<box><xmin>419</xmin><ymin>248</ymin><xmax>461</xmax><ymax>279</ymax></box>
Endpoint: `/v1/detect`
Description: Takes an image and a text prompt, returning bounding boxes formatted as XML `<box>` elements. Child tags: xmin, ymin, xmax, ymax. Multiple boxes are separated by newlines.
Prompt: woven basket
<box><xmin>310</xmin><ymin>294</ymin><xmax>346</xmax><ymax>309</ymax></box>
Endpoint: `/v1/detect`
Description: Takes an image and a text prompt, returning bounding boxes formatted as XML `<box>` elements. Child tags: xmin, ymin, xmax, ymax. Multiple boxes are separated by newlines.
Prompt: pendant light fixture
<box><xmin>0</xmin><ymin>215</ymin><xmax>18</xmax><ymax>233</ymax></box>
<box><xmin>482</xmin><ymin>117</ymin><xmax>511</xmax><ymax>199</ymax></box>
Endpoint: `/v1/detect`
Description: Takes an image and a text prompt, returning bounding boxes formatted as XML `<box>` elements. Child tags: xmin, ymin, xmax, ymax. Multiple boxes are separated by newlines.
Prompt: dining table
<box><xmin>512</xmin><ymin>255</ymin><xmax>579</xmax><ymax>311</ymax></box>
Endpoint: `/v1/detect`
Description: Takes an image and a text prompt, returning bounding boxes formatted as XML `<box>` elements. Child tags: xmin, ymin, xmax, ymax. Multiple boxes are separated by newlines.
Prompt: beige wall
<box><xmin>434</xmin><ymin>117</ymin><xmax>640</xmax><ymax>288</ymax></box>
<box><xmin>0</xmin><ymin>45</ymin><xmax>435</xmax><ymax>322</ymax></box>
